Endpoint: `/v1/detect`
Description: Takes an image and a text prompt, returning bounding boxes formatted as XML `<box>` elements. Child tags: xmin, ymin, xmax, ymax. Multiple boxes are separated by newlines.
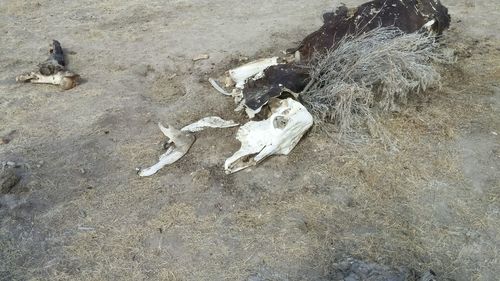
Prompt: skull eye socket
<box><xmin>273</xmin><ymin>116</ymin><xmax>288</xmax><ymax>129</ymax></box>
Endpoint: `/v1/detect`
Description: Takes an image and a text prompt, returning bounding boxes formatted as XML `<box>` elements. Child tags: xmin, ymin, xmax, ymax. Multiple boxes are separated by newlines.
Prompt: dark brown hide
<box><xmin>243</xmin><ymin>0</ymin><xmax>450</xmax><ymax>111</ymax></box>
<box><xmin>243</xmin><ymin>64</ymin><xmax>310</xmax><ymax>111</ymax></box>
<box><xmin>38</xmin><ymin>40</ymin><xmax>66</xmax><ymax>75</ymax></box>
<box><xmin>297</xmin><ymin>0</ymin><xmax>451</xmax><ymax>60</ymax></box>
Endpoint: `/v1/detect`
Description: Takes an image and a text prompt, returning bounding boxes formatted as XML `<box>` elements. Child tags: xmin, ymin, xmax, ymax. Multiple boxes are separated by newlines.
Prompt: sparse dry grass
<box><xmin>1</xmin><ymin>10</ymin><xmax>499</xmax><ymax>281</ymax></box>
<box><xmin>301</xmin><ymin>27</ymin><xmax>455</xmax><ymax>139</ymax></box>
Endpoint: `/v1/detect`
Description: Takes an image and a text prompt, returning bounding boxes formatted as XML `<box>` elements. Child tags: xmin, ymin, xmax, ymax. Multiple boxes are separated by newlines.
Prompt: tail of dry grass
<box><xmin>301</xmin><ymin>27</ymin><xmax>455</xmax><ymax>137</ymax></box>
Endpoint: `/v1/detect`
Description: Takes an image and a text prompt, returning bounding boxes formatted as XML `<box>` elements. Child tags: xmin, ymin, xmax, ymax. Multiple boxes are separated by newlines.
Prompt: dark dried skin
<box><xmin>38</xmin><ymin>40</ymin><xmax>66</xmax><ymax>75</ymax></box>
<box><xmin>243</xmin><ymin>64</ymin><xmax>310</xmax><ymax>110</ymax></box>
<box><xmin>243</xmin><ymin>0</ymin><xmax>450</xmax><ymax>111</ymax></box>
<box><xmin>296</xmin><ymin>0</ymin><xmax>451</xmax><ymax>60</ymax></box>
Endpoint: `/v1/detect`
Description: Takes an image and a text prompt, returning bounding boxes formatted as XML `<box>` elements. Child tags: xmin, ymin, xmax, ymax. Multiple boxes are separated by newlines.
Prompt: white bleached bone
<box><xmin>422</xmin><ymin>19</ymin><xmax>436</xmax><ymax>32</ymax></box>
<box><xmin>225</xmin><ymin>98</ymin><xmax>313</xmax><ymax>174</ymax></box>
<box><xmin>139</xmin><ymin>117</ymin><xmax>238</xmax><ymax>177</ymax></box>
<box><xmin>16</xmin><ymin>71</ymin><xmax>80</xmax><ymax>90</ymax></box>
<box><xmin>139</xmin><ymin>123</ymin><xmax>195</xmax><ymax>177</ymax></box>
<box><xmin>229</xmin><ymin>57</ymin><xmax>278</xmax><ymax>89</ymax></box>
<box><xmin>181</xmin><ymin>117</ymin><xmax>239</xmax><ymax>133</ymax></box>
<box><xmin>208</xmin><ymin>78</ymin><xmax>232</xmax><ymax>96</ymax></box>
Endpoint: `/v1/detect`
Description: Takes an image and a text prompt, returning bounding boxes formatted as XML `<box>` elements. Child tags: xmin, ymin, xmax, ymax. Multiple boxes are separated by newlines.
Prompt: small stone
<box><xmin>193</xmin><ymin>54</ymin><xmax>209</xmax><ymax>61</ymax></box>
<box><xmin>1</xmin><ymin>169</ymin><xmax>21</xmax><ymax>194</ymax></box>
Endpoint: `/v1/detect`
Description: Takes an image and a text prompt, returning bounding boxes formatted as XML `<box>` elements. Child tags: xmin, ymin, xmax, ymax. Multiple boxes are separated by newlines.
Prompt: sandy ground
<box><xmin>0</xmin><ymin>0</ymin><xmax>499</xmax><ymax>280</ymax></box>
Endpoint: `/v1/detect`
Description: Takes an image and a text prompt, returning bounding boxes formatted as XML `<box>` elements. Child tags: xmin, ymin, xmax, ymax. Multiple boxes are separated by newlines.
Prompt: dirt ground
<box><xmin>0</xmin><ymin>0</ymin><xmax>499</xmax><ymax>280</ymax></box>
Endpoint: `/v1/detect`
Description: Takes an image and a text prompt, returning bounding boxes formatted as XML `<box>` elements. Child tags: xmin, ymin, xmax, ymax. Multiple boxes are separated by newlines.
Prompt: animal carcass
<box><xmin>241</xmin><ymin>0</ymin><xmax>451</xmax><ymax>113</ymax></box>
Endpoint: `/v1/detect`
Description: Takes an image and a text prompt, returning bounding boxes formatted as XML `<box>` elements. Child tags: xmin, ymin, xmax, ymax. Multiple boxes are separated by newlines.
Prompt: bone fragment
<box><xmin>181</xmin><ymin>117</ymin><xmax>238</xmax><ymax>133</ymax></box>
<box><xmin>209</xmin><ymin>78</ymin><xmax>232</xmax><ymax>96</ymax></box>
<box><xmin>193</xmin><ymin>54</ymin><xmax>210</xmax><ymax>61</ymax></box>
<box><xmin>229</xmin><ymin>57</ymin><xmax>279</xmax><ymax>89</ymax></box>
<box><xmin>138</xmin><ymin>123</ymin><xmax>195</xmax><ymax>177</ymax></box>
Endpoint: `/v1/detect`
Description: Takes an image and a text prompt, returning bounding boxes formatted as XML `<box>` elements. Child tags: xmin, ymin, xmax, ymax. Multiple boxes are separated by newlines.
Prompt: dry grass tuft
<box><xmin>301</xmin><ymin>27</ymin><xmax>455</xmax><ymax>137</ymax></box>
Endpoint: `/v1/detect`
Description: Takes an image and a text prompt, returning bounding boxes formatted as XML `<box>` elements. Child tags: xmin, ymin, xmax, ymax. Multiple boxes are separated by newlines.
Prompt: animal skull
<box><xmin>224</xmin><ymin>98</ymin><xmax>313</xmax><ymax>174</ymax></box>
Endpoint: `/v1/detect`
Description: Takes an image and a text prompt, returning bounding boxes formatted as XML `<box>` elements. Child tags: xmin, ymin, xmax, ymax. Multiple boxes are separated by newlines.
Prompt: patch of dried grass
<box><xmin>301</xmin><ymin>27</ymin><xmax>455</xmax><ymax>138</ymax></box>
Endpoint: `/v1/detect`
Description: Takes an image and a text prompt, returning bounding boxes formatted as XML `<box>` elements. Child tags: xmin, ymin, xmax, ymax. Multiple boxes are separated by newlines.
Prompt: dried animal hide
<box><xmin>243</xmin><ymin>64</ymin><xmax>310</xmax><ymax>112</ymax></box>
<box><xmin>295</xmin><ymin>0</ymin><xmax>451</xmax><ymax>61</ymax></box>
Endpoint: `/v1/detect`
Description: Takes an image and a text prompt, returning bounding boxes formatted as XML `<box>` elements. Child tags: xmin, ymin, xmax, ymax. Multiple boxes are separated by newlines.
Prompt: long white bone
<box><xmin>181</xmin><ymin>117</ymin><xmax>239</xmax><ymax>132</ymax></box>
<box><xmin>208</xmin><ymin>78</ymin><xmax>232</xmax><ymax>96</ymax></box>
<box><xmin>229</xmin><ymin>57</ymin><xmax>279</xmax><ymax>89</ymax></box>
<box><xmin>16</xmin><ymin>71</ymin><xmax>80</xmax><ymax>90</ymax></box>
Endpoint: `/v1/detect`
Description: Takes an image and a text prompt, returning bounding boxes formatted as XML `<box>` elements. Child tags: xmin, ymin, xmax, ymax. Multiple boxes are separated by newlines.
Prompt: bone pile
<box><xmin>139</xmin><ymin>0</ymin><xmax>451</xmax><ymax>176</ymax></box>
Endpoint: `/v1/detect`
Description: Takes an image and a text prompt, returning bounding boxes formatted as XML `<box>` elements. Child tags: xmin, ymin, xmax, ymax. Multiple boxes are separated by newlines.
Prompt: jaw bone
<box><xmin>225</xmin><ymin>98</ymin><xmax>313</xmax><ymax>174</ymax></box>
<box><xmin>138</xmin><ymin>123</ymin><xmax>196</xmax><ymax>177</ymax></box>
<box><xmin>139</xmin><ymin>117</ymin><xmax>239</xmax><ymax>177</ymax></box>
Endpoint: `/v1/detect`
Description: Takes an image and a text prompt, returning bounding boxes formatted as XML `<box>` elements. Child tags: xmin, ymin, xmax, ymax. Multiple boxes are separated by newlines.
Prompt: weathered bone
<box><xmin>229</xmin><ymin>57</ymin><xmax>279</xmax><ymax>89</ymax></box>
<box><xmin>208</xmin><ymin>78</ymin><xmax>232</xmax><ymax>96</ymax></box>
<box><xmin>180</xmin><ymin>116</ymin><xmax>239</xmax><ymax>133</ymax></box>
<box><xmin>139</xmin><ymin>117</ymin><xmax>239</xmax><ymax>177</ymax></box>
<box><xmin>138</xmin><ymin>123</ymin><xmax>196</xmax><ymax>177</ymax></box>
<box><xmin>16</xmin><ymin>71</ymin><xmax>80</xmax><ymax>90</ymax></box>
<box><xmin>225</xmin><ymin>98</ymin><xmax>313</xmax><ymax>174</ymax></box>
<box><xmin>16</xmin><ymin>40</ymin><xmax>80</xmax><ymax>90</ymax></box>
